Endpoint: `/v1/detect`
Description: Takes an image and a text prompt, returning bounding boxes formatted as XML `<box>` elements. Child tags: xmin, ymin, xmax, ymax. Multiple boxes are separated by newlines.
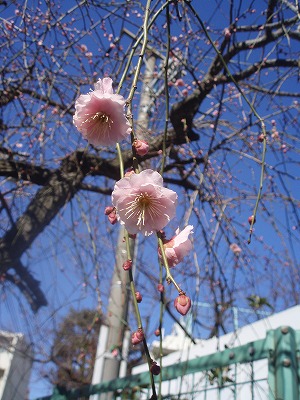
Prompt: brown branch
<box><xmin>221</xmin><ymin>59</ymin><xmax>299</xmax><ymax>84</ymax></box>
<box><xmin>0</xmin><ymin>158</ymin><xmax>53</xmax><ymax>185</ymax></box>
<box><xmin>4</xmin><ymin>261</ymin><xmax>47</xmax><ymax>311</ymax></box>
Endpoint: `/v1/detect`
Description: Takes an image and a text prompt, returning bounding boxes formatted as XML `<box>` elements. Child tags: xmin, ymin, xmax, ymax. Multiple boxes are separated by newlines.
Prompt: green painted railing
<box><xmin>35</xmin><ymin>326</ymin><xmax>300</xmax><ymax>400</ymax></box>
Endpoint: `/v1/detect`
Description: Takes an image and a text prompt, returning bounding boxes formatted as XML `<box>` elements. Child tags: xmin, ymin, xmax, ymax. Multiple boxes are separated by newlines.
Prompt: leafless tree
<box><xmin>0</xmin><ymin>0</ymin><xmax>299</xmax><ymax>394</ymax></box>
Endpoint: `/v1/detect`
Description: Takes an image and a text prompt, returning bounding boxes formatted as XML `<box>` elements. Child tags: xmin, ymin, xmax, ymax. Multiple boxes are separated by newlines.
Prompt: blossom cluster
<box><xmin>73</xmin><ymin>77</ymin><xmax>194</xmax><ymax>318</ymax></box>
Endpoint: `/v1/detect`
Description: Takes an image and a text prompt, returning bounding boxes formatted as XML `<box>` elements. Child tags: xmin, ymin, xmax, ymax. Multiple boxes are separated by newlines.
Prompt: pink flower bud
<box><xmin>154</xmin><ymin>329</ymin><xmax>160</xmax><ymax>337</ymax></box>
<box><xmin>131</xmin><ymin>328</ymin><xmax>144</xmax><ymax>345</ymax></box>
<box><xmin>174</xmin><ymin>294</ymin><xmax>191</xmax><ymax>316</ymax></box>
<box><xmin>224</xmin><ymin>28</ymin><xmax>231</xmax><ymax>39</ymax></box>
<box><xmin>157</xmin><ymin>284</ymin><xmax>164</xmax><ymax>293</ymax></box>
<box><xmin>133</xmin><ymin>139</ymin><xmax>149</xmax><ymax>157</ymax></box>
<box><xmin>175</xmin><ymin>78</ymin><xmax>185</xmax><ymax>87</ymax></box>
<box><xmin>135</xmin><ymin>291</ymin><xmax>143</xmax><ymax>303</ymax></box>
<box><xmin>122</xmin><ymin>259</ymin><xmax>132</xmax><ymax>271</ymax></box>
<box><xmin>257</xmin><ymin>134</ymin><xmax>264</xmax><ymax>143</ymax></box>
<box><xmin>150</xmin><ymin>361</ymin><xmax>161</xmax><ymax>375</ymax></box>
<box><xmin>248</xmin><ymin>215</ymin><xmax>256</xmax><ymax>225</ymax></box>
<box><xmin>108</xmin><ymin>211</ymin><xmax>118</xmax><ymax>225</ymax></box>
<box><xmin>229</xmin><ymin>243</ymin><xmax>242</xmax><ymax>256</ymax></box>
<box><xmin>104</xmin><ymin>206</ymin><xmax>115</xmax><ymax>215</ymax></box>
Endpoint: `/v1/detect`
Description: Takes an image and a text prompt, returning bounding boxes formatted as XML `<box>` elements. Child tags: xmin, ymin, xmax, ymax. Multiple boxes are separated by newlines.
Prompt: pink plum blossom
<box><xmin>73</xmin><ymin>77</ymin><xmax>131</xmax><ymax>147</ymax></box>
<box><xmin>161</xmin><ymin>225</ymin><xmax>193</xmax><ymax>267</ymax></box>
<box><xmin>174</xmin><ymin>294</ymin><xmax>191</xmax><ymax>315</ymax></box>
<box><xmin>112</xmin><ymin>169</ymin><xmax>177</xmax><ymax>236</ymax></box>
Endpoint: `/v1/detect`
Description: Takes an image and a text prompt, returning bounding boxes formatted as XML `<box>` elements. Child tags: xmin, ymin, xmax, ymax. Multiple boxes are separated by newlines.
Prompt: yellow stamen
<box><xmin>124</xmin><ymin>192</ymin><xmax>164</xmax><ymax>230</ymax></box>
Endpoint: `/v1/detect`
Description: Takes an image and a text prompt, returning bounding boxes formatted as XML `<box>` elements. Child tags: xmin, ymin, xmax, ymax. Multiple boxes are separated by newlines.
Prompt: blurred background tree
<box><xmin>49</xmin><ymin>309</ymin><xmax>102</xmax><ymax>392</ymax></box>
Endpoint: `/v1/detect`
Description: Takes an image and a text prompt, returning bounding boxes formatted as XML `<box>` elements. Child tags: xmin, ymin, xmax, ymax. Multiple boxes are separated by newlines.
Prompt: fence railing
<box><xmin>35</xmin><ymin>326</ymin><xmax>300</xmax><ymax>400</ymax></box>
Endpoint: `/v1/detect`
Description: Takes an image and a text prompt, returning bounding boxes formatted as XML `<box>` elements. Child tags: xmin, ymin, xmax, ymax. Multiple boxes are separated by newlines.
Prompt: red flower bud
<box><xmin>104</xmin><ymin>206</ymin><xmax>115</xmax><ymax>215</ymax></box>
<box><xmin>108</xmin><ymin>211</ymin><xmax>118</xmax><ymax>225</ymax></box>
<box><xmin>135</xmin><ymin>291</ymin><xmax>142</xmax><ymax>303</ymax></box>
<box><xmin>150</xmin><ymin>361</ymin><xmax>161</xmax><ymax>375</ymax></box>
<box><xmin>174</xmin><ymin>294</ymin><xmax>191</xmax><ymax>316</ymax></box>
<box><xmin>248</xmin><ymin>215</ymin><xmax>256</xmax><ymax>225</ymax></box>
<box><xmin>122</xmin><ymin>259</ymin><xmax>132</xmax><ymax>271</ymax></box>
<box><xmin>131</xmin><ymin>328</ymin><xmax>144</xmax><ymax>345</ymax></box>
<box><xmin>175</xmin><ymin>78</ymin><xmax>185</xmax><ymax>87</ymax></box>
<box><xmin>157</xmin><ymin>284</ymin><xmax>164</xmax><ymax>293</ymax></box>
<box><xmin>257</xmin><ymin>134</ymin><xmax>264</xmax><ymax>142</ymax></box>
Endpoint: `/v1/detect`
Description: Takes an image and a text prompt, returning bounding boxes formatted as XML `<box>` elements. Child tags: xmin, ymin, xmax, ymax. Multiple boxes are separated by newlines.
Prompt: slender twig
<box><xmin>185</xmin><ymin>1</ymin><xmax>267</xmax><ymax>243</ymax></box>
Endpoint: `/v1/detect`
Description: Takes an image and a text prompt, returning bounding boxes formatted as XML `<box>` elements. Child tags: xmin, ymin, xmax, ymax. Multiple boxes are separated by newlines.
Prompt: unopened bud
<box><xmin>157</xmin><ymin>284</ymin><xmax>164</xmax><ymax>293</ymax></box>
<box><xmin>104</xmin><ymin>206</ymin><xmax>114</xmax><ymax>215</ymax></box>
<box><xmin>131</xmin><ymin>328</ymin><xmax>144</xmax><ymax>345</ymax></box>
<box><xmin>154</xmin><ymin>329</ymin><xmax>160</xmax><ymax>337</ymax></box>
<box><xmin>135</xmin><ymin>291</ymin><xmax>142</xmax><ymax>303</ymax></box>
<box><xmin>108</xmin><ymin>211</ymin><xmax>118</xmax><ymax>225</ymax></box>
<box><xmin>150</xmin><ymin>361</ymin><xmax>161</xmax><ymax>375</ymax></box>
<box><xmin>174</xmin><ymin>294</ymin><xmax>191</xmax><ymax>316</ymax></box>
<box><xmin>133</xmin><ymin>139</ymin><xmax>149</xmax><ymax>157</ymax></box>
<box><xmin>122</xmin><ymin>259</ymin><xmax>132</xmax><ymax>271</ymax></box>
<box><xmin>224</xmin><ymin>27</ymin><xmax>231</xmax><ymax>40</ymax></box>
<box><xmin>248</xmin><ymin>215</ymin><xmax>256</xmax><ymax>225</ymax></box>
<box><xmin>257</xmin><ymin>134</ymin><xmax>264</xmax><ymax>143</ymax></box>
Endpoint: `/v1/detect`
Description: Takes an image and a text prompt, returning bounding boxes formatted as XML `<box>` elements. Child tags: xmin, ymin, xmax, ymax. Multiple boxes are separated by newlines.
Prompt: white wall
<box><xmin>0</xmin><ymin>331</ymin><xmax>32</xmax><ymax>400</ymax></box>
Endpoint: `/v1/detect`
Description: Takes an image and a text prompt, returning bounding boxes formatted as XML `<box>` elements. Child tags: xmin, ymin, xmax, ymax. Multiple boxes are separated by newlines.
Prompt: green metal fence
<box><xmin>35</xmin><ymin>326</ymin><xmax>300</xmax><ymax>400</ymax></box>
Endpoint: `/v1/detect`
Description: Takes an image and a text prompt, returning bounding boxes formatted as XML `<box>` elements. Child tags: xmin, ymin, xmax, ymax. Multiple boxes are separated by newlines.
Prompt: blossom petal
<box><xmin>94</xmin><ymin>77</ymin><xmax>114</xmax><ymax>94</ymax></box>
<box><xmin>161</xmin><ymin>225</ymin><xmax>193</xmax><ymax>267</ymax></box>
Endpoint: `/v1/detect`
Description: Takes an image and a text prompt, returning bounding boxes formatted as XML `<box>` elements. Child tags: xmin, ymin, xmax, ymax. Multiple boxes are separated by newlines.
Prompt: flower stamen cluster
<box><xmin>124</xmin><ymin>192</ymin><xmax>165</xmax><ymax>230</ymax></box>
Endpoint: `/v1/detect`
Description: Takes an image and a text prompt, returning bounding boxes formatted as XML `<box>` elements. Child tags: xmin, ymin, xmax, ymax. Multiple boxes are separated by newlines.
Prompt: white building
<box><xmin>132</xmin><ymin>305</ymin><xmax>300</xmax><ymax>399</ymax></box>
<box><xmin>0</xmin><ymin>330</ymin><xmax>32</xmax><ymax>400</ymax></box>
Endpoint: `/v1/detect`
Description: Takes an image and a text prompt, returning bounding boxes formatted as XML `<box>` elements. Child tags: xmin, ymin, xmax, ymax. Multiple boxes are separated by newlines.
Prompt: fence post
<box><xmin>269</xmin><ymin>326</ymin><xmax>299</xmax><ymax>400</ymax></box>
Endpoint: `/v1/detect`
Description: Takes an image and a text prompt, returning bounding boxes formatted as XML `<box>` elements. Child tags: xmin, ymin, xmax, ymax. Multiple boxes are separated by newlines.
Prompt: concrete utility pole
<box><xmin>90</xmin><ymin>53</ymin><xmax>157</xmax><ymax>400</ymax></box>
